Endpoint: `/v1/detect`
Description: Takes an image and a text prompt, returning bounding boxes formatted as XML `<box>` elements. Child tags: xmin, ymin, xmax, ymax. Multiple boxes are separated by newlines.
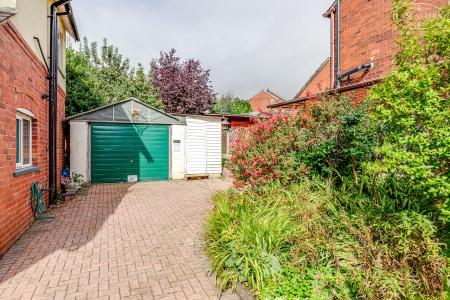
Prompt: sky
<box><xmin>70</xmin><ymin>0</ymin><xmax>332</xmax><ymax>100</ymax></box>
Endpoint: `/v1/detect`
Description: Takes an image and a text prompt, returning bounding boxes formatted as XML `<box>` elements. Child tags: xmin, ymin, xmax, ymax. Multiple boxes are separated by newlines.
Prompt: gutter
<box><xmin>335</xmin><ymin>0</ymin><xmax>341</xmax><ymax>88</ymax></box>
<box><xmin>64</xmin><ymin>2</ymin><xmax>80</xmax><ymax>41</ymax></box>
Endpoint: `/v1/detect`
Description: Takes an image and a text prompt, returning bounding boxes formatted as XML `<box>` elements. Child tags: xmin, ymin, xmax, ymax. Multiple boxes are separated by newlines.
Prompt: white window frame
<box><xmin>16</xmin><ymin>113</ymin><xmax>33</xmax><ymax>169</ymax></box>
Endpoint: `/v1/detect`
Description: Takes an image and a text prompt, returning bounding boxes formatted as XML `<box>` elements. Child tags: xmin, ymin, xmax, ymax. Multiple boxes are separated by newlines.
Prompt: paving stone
<box><xmin>0</xmin><ymin>180</ymin><xmax>231</xmax><ymax>299</ymax></box>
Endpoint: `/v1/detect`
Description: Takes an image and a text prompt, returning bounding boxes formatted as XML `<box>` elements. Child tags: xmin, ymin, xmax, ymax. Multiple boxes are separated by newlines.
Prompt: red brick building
<box><xmin>270</xmin><ymin>0</ymin><xmax>447</xmax><ymax>110</ymax></box>
<box><xmin>0</xmin><ymin>0</ymin><xmax>79</xmax><ymax>256</ymax></box>
<box><xmin>249</xmin><ymin>89</ymin><xmax>285</xmax><ymax>112</ymax></box>
<box><xmin>295</xmin><ymin>58</ymin><xmax>331</xmax><ymax>99</ymax></box>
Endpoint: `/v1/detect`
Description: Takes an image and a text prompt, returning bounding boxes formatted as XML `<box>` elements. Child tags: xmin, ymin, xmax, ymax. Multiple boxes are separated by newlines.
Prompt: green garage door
<box><xmin>91</xmin><ymin>123</ymin><xmax>169</xmax><ymax>183</ymax></box>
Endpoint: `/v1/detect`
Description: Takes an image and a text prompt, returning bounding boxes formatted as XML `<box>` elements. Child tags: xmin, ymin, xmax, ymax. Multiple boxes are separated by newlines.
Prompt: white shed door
<box><xmin>206</xmin><ymin>121</ymin><xmax>222</xmax><ymax>174</ymax></box>
<box><xmin>186</xmin><ymin>117</ymin><xmax>222</xmax><ymax>175</ymax></box>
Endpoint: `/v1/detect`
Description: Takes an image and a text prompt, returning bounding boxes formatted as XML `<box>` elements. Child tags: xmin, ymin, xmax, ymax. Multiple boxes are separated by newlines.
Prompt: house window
<box><xmin>16</xmin><ymin>114</ymin><xmax>32</xmax><ymax>168</ymax></box>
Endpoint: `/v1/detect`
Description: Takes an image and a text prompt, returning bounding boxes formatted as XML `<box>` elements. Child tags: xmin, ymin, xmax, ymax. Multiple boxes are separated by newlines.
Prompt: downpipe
<box><xmin>335</xmin><ymin>0</ymin><xmax>341</xmax><ymax>89</ymax></box>
<box><xmin>48</xmin><ymin>0</ymin><xmax>71</xmax><ymax>205</ymax></box>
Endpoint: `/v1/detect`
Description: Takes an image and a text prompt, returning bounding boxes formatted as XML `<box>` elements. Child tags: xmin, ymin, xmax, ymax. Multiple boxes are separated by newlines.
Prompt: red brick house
<box><xmin>0</xmin><ymin>0</ymin><xmax>79</xmax><ymax>256</ymax></box>
<box><xmin>249</xmin><ymin>89</ymin><xmax>285</xmax><ymax>112</ymax></box>
<box><xmin>270</xmin><ymin>0</ymin><xmax>447</xmax><ymax>111</ymax></box>
<box><xmin>295</xmin><ymin>57</ymin><xmax>331</xmax><ymax>99</ymax></box>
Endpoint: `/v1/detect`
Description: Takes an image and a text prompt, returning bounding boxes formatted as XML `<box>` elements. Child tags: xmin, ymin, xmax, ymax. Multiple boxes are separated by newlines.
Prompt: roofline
<box><xmin>70</xmin><ymin>120</ymin><xmax>186</xmax><ymax>125</ymax></box>
<box><xmin>323</xmin><ymin>1</ymin><xmax>336</xmax><ymax>18</ymax></box>
<box><xmin>262</xmin><ymin>89</ymin><xmax>286</xmax><ymax>101</ymax></box>
<box><xmin>203</xmin><ymin>113</ymin><xmax>258</xmax><ymax>119</ymax></box>
<box><xmin>172</xmin><ymin>113</ymin><xmax>224</xmax><ymax>120</ymax></box>
<box><xmin>250</xmin><ymin>89</ymin><xmax>285</xmax><ymax>102</ymax></box>
<box><xmin>294</xmin><ymin>57</ymin><xmax>331</xmax><ymax>99</ymax></box>
<box><xmin>268</xmin><ymin>79</ymin><xmax>381</xmax><ymax>108</ymax></box>
<box><xmin>64</xmin><ymin>97</ymin><xmax>179</xmax><ymax>122</ymax></box>
<box><xmin>65</xmin><ymin>2</ymin><xmax>80</xmax><ymax>41</ymax></box>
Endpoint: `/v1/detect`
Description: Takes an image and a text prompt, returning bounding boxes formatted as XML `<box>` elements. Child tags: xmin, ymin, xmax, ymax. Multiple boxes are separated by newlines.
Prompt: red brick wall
<box><xmin>274</xmin><ymin>0</ymin><xmax>446</xmax><ymax>113</ymax></box>
<box><xmin>230</xmin><ymin>119</ymin><xmax>254</xmax><ymax>129</ymax></box>
<box><xmin>0</xmin><ymin>22</ymin><xmax>65</xmax><ymax>257</ymax></box>
<box><xmin>249</xmin><ymin>91</ymin><xmax>283</xmax><ymax>112</ymax></box>
<box><xmin>335</xmin><ymin>0</ymin><xmax>447</xmax><ymax>87</ymax></box>
<box><xmin>298</xmin><ymin>59</ymin><xmax>331</xmax><ymax>98</ymax></box>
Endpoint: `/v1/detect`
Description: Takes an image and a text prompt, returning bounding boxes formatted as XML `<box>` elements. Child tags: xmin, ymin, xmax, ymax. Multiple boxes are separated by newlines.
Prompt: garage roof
<box><xmin>65</xmin><ymin>98</ymin><xmax>184</xmax><ymax>125</ymax></box>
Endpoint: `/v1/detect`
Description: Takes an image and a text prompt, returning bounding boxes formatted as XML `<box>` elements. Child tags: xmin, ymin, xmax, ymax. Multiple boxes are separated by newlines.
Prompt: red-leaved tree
<box><xmin>151</xmin><ymin>49</ymin><xmax>215</xmax><ymax>114</ymax></box>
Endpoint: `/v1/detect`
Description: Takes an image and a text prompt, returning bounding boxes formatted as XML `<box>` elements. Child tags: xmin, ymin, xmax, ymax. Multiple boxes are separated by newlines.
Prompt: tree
<box><xmin>128</xmin><ymin>64</ymin><xmax>161</xmax><ymax>107</ymax></box>
<box><xmin>212</xmin><ymin>93</ymin><xmax>233</xmax><ymax>114</ymax></box>
<box><xmin>66</xmin><ymin>38</ymin><xmax>162</xmax><ymax>116</ymax></box>
<box><xmin>212</xmin><ymin>93</ymin><xmax>252</xmax><ymax>115</ymax></box>
<box><xmin>368</xmin><ymin>2</ymin><xmax>449</xmax><ymax>221</ymax></box>
<box><xmin>151</xmin><ymin>49</ymin><xmax>215</xmax><ymax>114</ymax></box>
<box><xmin>231</xmin><ymin>99</ymin><xmax>252</xmax><ymax>115</ymax></box>
<box><xmin>66</xmin><ymin>47</ymin><xmax>104</xmax><ymax>116</ymax></box>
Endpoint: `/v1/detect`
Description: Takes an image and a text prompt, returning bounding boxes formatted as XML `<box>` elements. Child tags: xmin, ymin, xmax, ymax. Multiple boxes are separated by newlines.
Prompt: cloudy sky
<box><xmin>71</xmin><ymin>0</ymin><xmax>332</xmax><ymax>100</ymax></box>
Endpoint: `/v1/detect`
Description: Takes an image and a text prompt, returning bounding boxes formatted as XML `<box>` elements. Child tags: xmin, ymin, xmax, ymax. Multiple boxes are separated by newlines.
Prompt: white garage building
<box><xmin>66</xmin><ymin>98</ymin><xmax>223</xmax><ymax>183</ymax></box>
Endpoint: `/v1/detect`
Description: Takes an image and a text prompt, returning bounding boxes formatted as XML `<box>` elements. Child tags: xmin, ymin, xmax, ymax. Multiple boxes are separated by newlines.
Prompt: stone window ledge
<box><xmin>14</xmin><ymin>166</ymin><xmax>40</xmax><ymax>177</ymax></box>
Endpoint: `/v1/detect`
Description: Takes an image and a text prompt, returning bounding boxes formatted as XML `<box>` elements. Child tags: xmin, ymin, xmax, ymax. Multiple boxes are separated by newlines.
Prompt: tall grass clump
<box><xmin>206</xmin><ymin>180</ymin><xmax>448</xmax><ymax>299</ymax></box>
<box><xmin>205</xmin><ymin>187</ymin><xmax>295</xmax><ymax>291</ymax></box>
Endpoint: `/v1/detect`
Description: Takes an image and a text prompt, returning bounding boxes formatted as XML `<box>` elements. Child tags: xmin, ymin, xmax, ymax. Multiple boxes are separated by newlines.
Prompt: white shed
<box><xmin>174</xmin><ymin>115</ymin><xmax>223</xmax><ymax>177</ymax></box>
<box><xmin>66</xmin><ymin>98</ymin><xmax>223</xmax><ymax>183</ymax></box>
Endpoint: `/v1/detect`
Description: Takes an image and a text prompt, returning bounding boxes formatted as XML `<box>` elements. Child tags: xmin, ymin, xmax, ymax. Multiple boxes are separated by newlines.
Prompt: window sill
<box><xmin>14</xmin><ymin>166</ymin><xmax>40</xmax><ymax>177</ymax></box>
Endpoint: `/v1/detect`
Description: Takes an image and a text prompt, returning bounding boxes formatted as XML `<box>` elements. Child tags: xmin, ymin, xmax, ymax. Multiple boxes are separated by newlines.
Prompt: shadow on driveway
<box><xmin>0</xmin><ymin>179</ymin><xmax>230</xmax><ymax>299</ymax></box>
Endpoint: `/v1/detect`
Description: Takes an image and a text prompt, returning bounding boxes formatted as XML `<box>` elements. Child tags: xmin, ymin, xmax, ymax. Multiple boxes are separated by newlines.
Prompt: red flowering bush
<box><xmin>229</xmin><ymin>94</ymin><xmax>377</xmax><ymax>188</ymax></box>
<box><xmin>229</xmin><ymin>113</ymin><xmax>308</xmax><ymax>188</ymax></box>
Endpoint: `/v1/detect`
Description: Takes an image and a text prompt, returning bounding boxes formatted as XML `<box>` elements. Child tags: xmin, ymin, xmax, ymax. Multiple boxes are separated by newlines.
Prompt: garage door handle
<box><xmin>130</xmin><ymin>160</ymin><xmax>134</xmax><ymax>164</ymax></box>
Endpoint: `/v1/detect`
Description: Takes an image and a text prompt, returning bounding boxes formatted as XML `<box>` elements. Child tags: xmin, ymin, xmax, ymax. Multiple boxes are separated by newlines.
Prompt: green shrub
<box><xmin>367</xmin><ymin>2</ymin><xmax>450</xmax><ymax>222</ymax></box>
<box><xmin>260</xmin><ymin>268</ymin><xmax>314</xmax><ymax>299</ymax></box>
<box><xmin>205</xmin><ymin>189</ymin><xmax>294</xmax><ymax>291</ymax></box>
<box><xmin>229</xmin><ymin>113</ymin><xmax>305</xmax><ymax>188</ymax></box>
<box><xmin>229</xmin><ymin>95</ymin><xmax>377</xmax><ymax>189</ymax></box>
<box><xmin>260</xmin><ymin>267</ymin><xmax>356</xmax><ymax>300</ymax></box>
<box><xmin>209</xmin><ymin>3</ymin><xmax>450</xmax><ymax>298</ymax></box>
<box><xmin>300</xmin><ymin>95</ymin><xmax>376</xmax><ymax>182</ymax></box>
<box><xmin>206</xmin><ymin>180</ymin><xmax>448</xmax><ymax>299</ymax></box>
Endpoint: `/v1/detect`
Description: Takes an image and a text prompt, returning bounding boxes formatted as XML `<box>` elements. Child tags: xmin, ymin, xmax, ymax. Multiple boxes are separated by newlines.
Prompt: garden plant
<box><xmin>205</xmin><ymin>2</ymin><xmax>449</xmax><ymax>299</ymax></box>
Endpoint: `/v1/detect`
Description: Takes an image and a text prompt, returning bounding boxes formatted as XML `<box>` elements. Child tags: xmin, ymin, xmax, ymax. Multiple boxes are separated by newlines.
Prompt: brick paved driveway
<box><xmin>0</xmin><ymin>179</ymin><xmax>231</xmax><ymax>299</ymax></box>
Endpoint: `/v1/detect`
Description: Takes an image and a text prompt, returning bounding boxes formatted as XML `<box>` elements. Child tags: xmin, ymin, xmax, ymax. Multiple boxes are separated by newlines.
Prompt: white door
<box><xmin>186</xmin><ymin>117</ymin><xmax>222</xmax><ymax>175</ymax></box>
<box><xmin>206</xmin><ymin>121</ymin><xmax>222</xmax><ymax>174</ymax></box>
<box><xmin>186</xmin><ymin>118</ymin><xmax>207</xmax><ymax>174</ymax></box>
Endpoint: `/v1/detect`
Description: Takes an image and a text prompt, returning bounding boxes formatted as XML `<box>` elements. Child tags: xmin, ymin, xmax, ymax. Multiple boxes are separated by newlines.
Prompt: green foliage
<box><xmin>66</xmin><ymin>47</ymin><xmax>104</xmax><ymax>116</ymax></box>
<box><xmin>261</xmin><ymin>267</ymin><xmax>356</xmax><ymax>300</ymax></box>
<box><xmin>231</xmin><ymin>99</ymin><xmax>252</xmax><ymax>114</ymax></box>
<box><xmin>299</xmin><ymin>94</ymin><xmax>377</xmax><ymax>181</ymax></box>
<box><xmin>368</xmin><ymin>3</ymin><xmax>450</xmax><ymax>222</ymax></box>
<box><xmin>230</xmin><ymin>95</ymin><xmax>376</xmax><ymax>188</ymax></box>
<box><xmin>206</xmin><ymin>180</ymin><xmax>448</xmax><ymax>299</ymax></box>
<box><xmin>212</xmin><ymin>93</ymin><xmax>252</xmax><ymax>115</ymax></box>
<box><xmin>260</xmin><ymin>268</ymin><xmax>314</xmax><ymax>299</ymax></box>
<box><xmin>66</xmin><ymin>38</ymin><xmax>162</xmax><ymax>116</ymax></box>
<box><xmin>205</xmin><ymin>189</ymin><xmax>294</xmax><ymax>291</ymax></box>
<box><xmin>229</xmin><ymin>113</ymin><xmax>304</xmax><ymax>188</ymax></box>
<box><xmin>207</xmin><ymin>2</ymin><xmax>450</xmax><ymax>298</ymax></box>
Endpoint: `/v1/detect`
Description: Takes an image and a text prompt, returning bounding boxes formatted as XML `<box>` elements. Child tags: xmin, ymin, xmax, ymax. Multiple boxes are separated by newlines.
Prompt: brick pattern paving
<box><xmin>0</xmin><ymin>179</ymin><xmax>231</xmax><ymax>299</ymax></box>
